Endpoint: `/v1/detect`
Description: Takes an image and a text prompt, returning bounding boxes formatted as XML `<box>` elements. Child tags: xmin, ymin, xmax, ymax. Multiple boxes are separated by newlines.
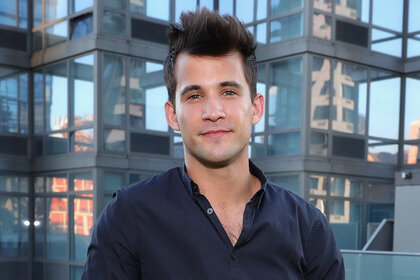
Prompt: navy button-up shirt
<box><xmin>82</xmin><ymin>161</ymin><xmax>344</xmax><ymax>279</ymax></box>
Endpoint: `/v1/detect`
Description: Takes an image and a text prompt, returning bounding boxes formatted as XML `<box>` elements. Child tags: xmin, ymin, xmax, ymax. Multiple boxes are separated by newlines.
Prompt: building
<box><xmin>0</xmin><ymin>0</ymin><xmax>419</xmax><ymax>279</ymax></box>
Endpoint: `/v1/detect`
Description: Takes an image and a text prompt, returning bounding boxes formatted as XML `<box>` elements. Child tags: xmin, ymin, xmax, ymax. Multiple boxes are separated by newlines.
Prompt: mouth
<box><xmin>201</xmin><ymin>129</ymin><xmax>231</xmax><ymax>139</ymax></box>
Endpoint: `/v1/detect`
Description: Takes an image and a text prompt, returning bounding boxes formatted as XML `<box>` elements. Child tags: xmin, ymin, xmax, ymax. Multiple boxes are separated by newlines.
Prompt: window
<box><xmin>270</xmin><ymin>13</ymin><xmax>303</xmax><ymax>43</ymax></box>
<box><xmin>130</xmin><ymin>0</ymin><xmax>170</xmax><ymax>21</ymax></box>
<box><xmin>71</xmin><ymin>13</ymin><xmax>93</xmax><ymax>40</ymax></box>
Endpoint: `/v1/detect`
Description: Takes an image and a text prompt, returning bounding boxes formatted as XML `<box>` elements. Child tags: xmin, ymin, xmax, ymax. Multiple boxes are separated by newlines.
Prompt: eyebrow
<box><xmin>179</xmin><ymin>81</ymin><xmax>244</xmax><ymax>97</ymax></box>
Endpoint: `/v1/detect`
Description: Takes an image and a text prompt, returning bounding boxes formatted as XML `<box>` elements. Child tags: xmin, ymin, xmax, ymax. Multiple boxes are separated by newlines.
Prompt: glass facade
<box><xmin>1</xmin><ymin>0</ymin><xmax>420</xmax><ymax>279</ymax></box>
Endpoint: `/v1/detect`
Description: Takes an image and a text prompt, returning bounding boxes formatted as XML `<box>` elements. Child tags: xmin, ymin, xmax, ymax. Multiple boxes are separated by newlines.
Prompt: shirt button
<box><xmin>207</xmin><ymin>208</ymin><xmax>214</xmax><ymax>215</ymax></box>
<box><xmin>192</xmin><ymin>184</ymin><xmax>198</xmax><ymax>192</ymax></box>
<box><xmin>231</xmin><ymin>252</ymin><xmax>236</xmax><ymax>259</ymax></box>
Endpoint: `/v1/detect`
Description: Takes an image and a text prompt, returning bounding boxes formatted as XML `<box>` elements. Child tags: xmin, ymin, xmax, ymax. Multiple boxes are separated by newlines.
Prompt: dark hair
<box><xmin>164</xmin><ymin>8</ymin><xmax>257</xmax><ymax>106</ymax></box>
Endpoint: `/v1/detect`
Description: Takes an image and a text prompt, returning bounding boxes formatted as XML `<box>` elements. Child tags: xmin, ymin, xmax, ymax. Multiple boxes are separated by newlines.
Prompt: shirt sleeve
<box><xmin>81</xmin><ymin>190</ymin><xmax>141</xmax><ymax>280</ymax></box>
<box><xmin>303</xmin><ymin>211</ymin><xmax>345</xmax><ymax>280</ymax></box>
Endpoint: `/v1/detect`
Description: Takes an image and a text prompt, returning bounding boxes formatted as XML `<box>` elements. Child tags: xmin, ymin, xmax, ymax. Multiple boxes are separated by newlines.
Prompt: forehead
<box><xmin>173</xmin><ymin>52</ymin><xmax>247</xmax><ymax>85</ymax></box>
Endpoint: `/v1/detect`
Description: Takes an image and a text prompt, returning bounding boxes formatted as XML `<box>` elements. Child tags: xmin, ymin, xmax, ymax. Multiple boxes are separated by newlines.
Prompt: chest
<box><xmin>212</xmin><ymin>204</ymin><xmax>245</xmax><ymax>246</ymax></box>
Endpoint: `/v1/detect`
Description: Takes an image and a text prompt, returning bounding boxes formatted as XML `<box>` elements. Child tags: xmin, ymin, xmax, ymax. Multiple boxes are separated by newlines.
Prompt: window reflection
<box><xmin>313</xmin><ymin>13</ymin><xmax>331</xmax><ymax>39</ymax></box>
<box><xmin>73</xmin><ymin>129</ymin><xmax>94</xmax><ymax>152</ymax></box>
<box><xmin>0</xmin><ymin>196</ymin><xmax>28</xmax><ymax>257</ymax></box>
<box><xmin>0</xmin><ymin>1</ymin><xmax>17</xmax><ymax>26</ymax></box>
<box><xmin>256</xmin><ymin>0</ymin><xmax>267</xmax><ymax>20</ymax></box>
<box><xmin>104</xmin><ymin>129</ymin><xmax>125</xmax><ymax>152</ymax></box>
<box><xmin>407</xmin><ymin>36</ymin><xmax>420</xmax><ymax>58</ymax></box>
<box><xmin>268</xmin><ymin>57</ymin><xmax>302</xmax><ymax>130</ymax></box>
<box><xmin>72</xmin><ymin>172</ymin><xmax>93</xmax><ymax>191</ymax></box>
<box><xmin>219</xmin><ymin>0</ymin><xmax>233</xmax><ymax>15</ymax></box>
<box><xmin>33</xmin><ymin>0</ymin><xmax>42</xmax><ymax>27</ymax></box>
<box><xmin>73</xmin><ymin>198</ymin><xmax>93</xmax><ymax>261</ymax></box>
<box><xmin>130</xmin><ymin>0</ymin><xmax>170</xmax><ymax>21</ymax></box>
<box><xmin>72</xmin><ymin>0</ymin><xmax>93</xmax><ymax>13</ymax></box>
<box><xmin>314</xmin><ymin>0</ymin><xmax>332</xmax><ymax>12</ymax></box>
<box><xmin>270</xmin><ymin>13</ymin><xmax>303</xmax><ymax>43</ymax></box>
<box><xmin>369</xmin><ymin>77</ymin><xmax>400</xmax><ymax>139</ymax></box>
<box><xmin>309</xmin><ymin>197</ymin><xmax>326</xmax><ymax>214</ymax></box>
<box><xmin>0</xmin><ymin>176</ymin><xmax>28</xmax><ymax>192</ymax></box>
<box><xmin>409</xmin><ymin>0</ymin><xmax>420</xmax><ymax>32</ymax></box>
<box><xmin>366</xmin><ymin>181</ymin><xmax>394</xmax><ymax>203</ymax></box>
<box><xmin>372</xmin><ymin>0</ymin><xmax>403</xmax><ymax>32</ymax></box>
<box><xmin>367</xmin><ymin>141</ymin><xmax>398</xmax><ymax>164</ymax></box>
<box><xmin>309</xmin><ymin>175</ymin><xmax>327</xmax><ymax>195</ymax></box>
<box><xmin>103</xmin><ymin>54</ymin><xmax>125</xmax><ymax>126</ymax></box>
<box><xmin>45</xmin><ymin>63</ymin><xmax>68</xmax><ymax>131</ymax></box>
<box><xmin>404</xmin><ymin>144</ymin><xmax>420</xmax><ymax>165</ymax></box>
<box><xmin>311</xmin><ymin>56</ymin><xmax>330</xmax><ymax>130</ymax></box>
<box><xmin>332</xmin><ymin>62</ymin><xmax>367</xmax><ymax>135</ymax></box>
<box><xmin>310</xmin><ymin>131</ymin><xmax>328</xmax><ymax>155</ymax></box>
<box><xmin>71</xmin><ymin>14</ymin><xmax>93</xmax><ymax>40</ymax></box>
<box><xmin>47</xmin><ymin>197</ymin><xmax>68</xmax><ymax>260</ymax></box>
<box><xmin>405</xmin><ymin>77</ymin><xmax>420</xmax><ymax>140</ymax></box>
<box><xmin>268</xmin><ymin>132</ymin><xmax>300</xmax><ymax>156</ymax></box>
<box><xmin>236</xmin><ymin>0</ymin><xmax>253</xmax><ymax>23</ymax></box>
<box><xmin>34</xmin><ymin>197</ymin><xmax>44</xmax><ymax>258</ymax></box>
<box><xmin>103</xmin><ymin>10</ymin><xmax>126</xmax><ymax>35</ymax></box>
<box><xmin>330</xmin><ymin>177</ymin><xmax>362</xmax><ymax>198</ymax></box>
<box><xmin>175</xmin><ymin>0</ymin><xmax>196</xmax><ymax>22</ymax></box>
<box><xmin>104</xmin><ymin>172</ymin><xmax>125</xmax><ymax>191</ymax></box>
<box><xmin>71</xmin><ymin>55</ymin><xmax>94</xmax><ymax>126</ymax></box>
<box><xmin>336</xmin><ymin>0</ymin><xmax>369</xmax><ymax>22</ymax></box>
<box><xmin>46</xmin><ymin>0</ymin><xmax>68</xmax><ymax>22</ymax></box>
<box><xmin>270</xmin><ymin>0</ymin><xmax>303</xmax><ymax>16</ymax></box>
<box><xmin>329</xmin><ymin>200</ymin><xmax>363</xmax><ymax>249</ymax></box>
<box><xmin>371</xmin><ymin>37</ymin><xmax>402</xmax><ymax>57</ymax></box>
<box><xmin>270</xmin><ymin>175</ymin><xmax>299</xmax><ymax>195</ymax></box>
<box><xmin>249</xmin><ymin>135</ymin><xmax>264</xmax><ymax>158</ymax></box>
<box><xmin>46</xmin><ymin>175</ymin><xmax>68</xmax><ymax>192</ymax></box>
<box><xmin>46</xmin><ymin>133</ymin><xmax>68</xmax><ymax>155</ymax></box>
<box><xmin>174</xmin><ymin>136</ymin><xmax>184</xmax><ymax>158</ymax></box>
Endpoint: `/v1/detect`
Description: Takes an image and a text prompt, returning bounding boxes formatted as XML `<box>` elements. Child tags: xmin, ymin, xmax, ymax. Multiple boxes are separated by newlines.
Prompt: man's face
<box><xmin>165</xmin><ymin>51</ymin><xmax>264</xmax><ymax>167</ymax></box>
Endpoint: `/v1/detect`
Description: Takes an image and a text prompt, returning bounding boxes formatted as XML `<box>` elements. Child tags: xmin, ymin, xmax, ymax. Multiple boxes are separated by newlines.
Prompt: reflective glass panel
<box><xmin>103</xmin><ymin>54</ymin><xmax>125</xmax><ymax>126</ymax></box>
<box><xmin>249</xmin><ymin>135</ymin><xmax>265</xmax><ymax>158</ymax></box>
<box><xmin>19</xmin><ymin>74</ymin><xmax>28</xmax><ymax>133</ymax></box>
<box><xmin>409</xmin><ymin>0</ymin><xmax>420</xmax><ymax>32</ymax></box>
<box><xmin>310</xmin><ymin>131</ymin><xmax>328</xmax><ymax>155</ymax></box>
<box><xmin>314</xmin><ymin>0</ymin><xmax>332</xmax><ymax>12</ymax></box>
<box><xmin>371</xmin><ymin>37</ymin><xmax>402</xmax><ymax>57</ymax></box>
<box><xmin>0</xmin><ymin>175</ymin><xmax>28</xmax><ymax>192</ymax></box>
<box><xmin>34</xmin><ymin>197</ymin><xmax>44</xmax><ymax>258</ymax></box>
<box><xmin>330</xmin><ymin>177</ymin><xmax>362</xmax><ymax>197</ymax></box>
<box><xmin>103</xmin><ymin>10</ymin><xmax>126</xmax><ymax>35</ymax></box>
<box><xmin>270</xmin><ymin>0</ymin><xmax>303</xmax><ymax>16</ymax></box>
<box><xmin>71</xmin><ymin>54</ymin><xmax>94</xmax><ymax>126</ymax></box>
<box><xmin>72</xmin><ymin>198</ymin><xmax>93</xmax><ymax>261</ymax></box>
<box><xmin>366</xmin><ymin>181</ymin><xmax>394</xmax><ymax>203</ymax></box>
<box><xmin>45</xmin><ymin>62</ymin><xmax>67</xmax><ymax>131</ymax></box>
<box><xmin>371</xmin><ymin>28</ymin><xmax>395</xmax><ymax>41</ymax></box>
<box><xmin>145</xmin><ymin>86</ymin><xmax>167</xmax><ymax>132</ymax></box>
<box><xmin>336</xmin><ymin>0</ymin><xmax>369</xmax><ymax>22</ymax></box>
<box><xmin>407</xmin><ymin>36</ymin><xmax>420</xmax><ymax>58</ymax></box>
<box><xmin>236</xmin><ymin>0</ymin><xmax>254</xmax><ymax>23</ymax></box>
<box><xmin>270</xmin><ymin>175</ymin><xmax>299</xmax><ymax>195</ymax></box>
<box><xmin>257</xmin><ymin>0</ymin><xmax>267</xmax><ymax>20</ymax></box>
<box><xmin>309</xmin><ymin>174</ymin><xmax>327</xmax><ymax>195</ymax></box>
<box><xmin>268</xmin><ymin>132</ymin><xmax>300</xmax><ymax>156</ymax></box>
<box><xmin>130</xmin><ymin>0</ymin><xmax>170</xmax><ymax>21</ymax></box>
<box><xmin>18</xmin><ymin>0</ymin><xmax>27</xmax><ymax>28</ymax></box>
<box><xmin>254</xmin><ymin>64</ymin><xmax>266</xmax><ymax>133</ymax></box>
<box><xmin>34</xmin><ymin>73</ymin><xmax>43</xmax><ymax>133</ymax></box>
<box><xmin>0</xmin><ymin>196</ymin><xmax>28</xmax><ymax>257</ymax></box>
<box><xmin>104</xmin><ymin>0</ymin><xmax>126</xmax><ymax>10</ymax></box>
<box><xmin>71</xmin><ymin>14</ymin><xmax>93</xmax><ymax>40</ymax></box>
<box><xmin>72</xmin><ymin>0</ymin><xmax>93</xmax><ymax>13</ymax></box>
<box><xmin>311</xmin><ymin>56</ymin><xmax>330</xmax><ymax>130</ymax></box>
<box><xmin>313</xmin><ymin>13</ymin><xmax>331</xmax><ymax>39</ymax></box>
<box><xmin>46</xmin><ymin>197</ymin><xmax>68</xmax><ymax>260</ymax></box>
<box><xmin>33</xmin><ymin>30</ymin><xmax>42</xmax><ymax>51</ymax></box>
<box><xmin>0</xmin><ymin>75</ymin><xmax>18</xmax><ymax>133</ymax></box>
<box><xmin>219</xmin><ymin>0</ymin><xmax>233</xmax><ymax>15</ymax></box>
<box><xmin>46</xmin><ymin>175</ymin><xmax>68</xmax><ymax>192</ymax></box>
<box><xmin>46</xmin><ymin>21</ymin><xmax>68</xmax><ymax>47</ymax></box>
<box><xmin>405</xmin><ymin>77</ymin><xmax>420</xmax><ymax>140</ymax></box>
<box><xmin>46</xmin><ymin>132</ymin><xmax>68</xmax><ymax>154</ymax></box>
<box><xmin>256</xmin><ymin>23</ymin><xmax>267</xmax><ymax>44</ymax></box>
<box><xmin>72</xmin><ymin>172</ymin><xmax>93</xmax><ymax>191</ymax></box>
<box><xmin>129</xmin><ymin>59</ymin><xmax>146</xmax><ymax>129</ymax></box>
<box><xmin>0</xmin><ymin>0</ymin><xmax>17</xmax><ymax>26</ymax></box>
<box><xmin>404</xmin><ymin>144</ymin><xmax>420</xmax><ymax>165</ymax></box>
<box><xmin>268</xmin><ymin>57</ymin><xmax>302</xmax><ymax>130</ymax></box>
<box><xmin>104</xmin><ymin>172</ymin><xmax>125</xmax><ymax>191</ymax></box>
<box><xmin>332</xmin><ymin>62</ymin><xmax>367</xmax><ymax>135</ymax></box>
<box><xmin>329</xmin><ymin>200</ymin><xmax>363</xmax><ymax>249</ymax></box>
<box><xmin>372</xmin><ymin>0</ymin><xmax>403</xmax><ymax>32</ymax></box>
<box><xmin>46</xmin><ymin>0</ymin><xmax>67</xmax><ymax>22</ymax></box>
<box><xmin>270</xmin><ymin>13</ymin><xmax>303</xmax><ymax>43</ymax></box>
<box><xmin>33</xmin><ymin>0</ymin><xmax>42</xmax><ymax>27</ymax></box>
<box><xmin>71</xmin><ymin>266</ymin><xmax>84</xmax><ymax>280</ymax></box>
<box><xmin>174</xmin><ymin>136</ymin><xmax>184</xmax><ymax>158</ymax></box>
<box><xmin>104</xmin><ymin>129</ymin><xmax>125</xmax><ymax>152</ymax></box>
<box><xmin>73</xmin><ymin>129</ymin><xmax>94</xmax><ymax>152</ymax></box>
<box><xmin>367</xmin><ymin>140</ymin><xmax>398</xmax><ymax>164</ymax></box>
<box><xmin>369</xmin><ymin>77</ymin><xmax>400</xmax><ymax>139</ymax></box>
<box><xmin>175</xmin><ymin>0</ymin><xmax>196</xmax><ymax>22</ymax></box>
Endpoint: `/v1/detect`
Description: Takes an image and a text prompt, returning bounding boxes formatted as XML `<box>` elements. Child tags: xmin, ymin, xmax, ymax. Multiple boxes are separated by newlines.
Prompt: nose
<box><xmin>201</xmin><ymin>95</ymin><xmax>226</xmax><ymax>122</ymax></box>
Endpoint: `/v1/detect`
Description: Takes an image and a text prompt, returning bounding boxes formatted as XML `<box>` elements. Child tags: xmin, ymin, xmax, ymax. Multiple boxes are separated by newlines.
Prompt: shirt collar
<box><xmin>179</xmin><ymin>160</ymin><xmax>267</xmax><ymax>209</ymax></box>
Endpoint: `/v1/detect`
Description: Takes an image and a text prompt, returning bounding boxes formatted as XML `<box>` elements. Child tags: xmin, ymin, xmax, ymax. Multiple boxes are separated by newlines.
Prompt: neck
<box><xmin>184</xmin><ymin>151</ymin><xmax>260</xmax><ymax>206</ymax></box>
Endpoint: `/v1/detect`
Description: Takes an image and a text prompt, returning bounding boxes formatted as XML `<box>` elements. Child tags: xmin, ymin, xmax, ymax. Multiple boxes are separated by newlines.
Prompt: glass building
<box><xmin>0</xmin><ymin>0</ymin><xmax>419</xmax><ymax>279</ymax></box>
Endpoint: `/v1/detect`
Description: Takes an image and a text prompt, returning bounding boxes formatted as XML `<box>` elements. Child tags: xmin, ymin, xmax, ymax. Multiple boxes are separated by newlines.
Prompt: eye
<box><xmin>188</xmin><ymin>93</ymin><xmax>202</xmax><ymax>100</ymax></box>
<box><xmin>222</xmin><ymin>90</ymin><xmax>237</xmax><ymax>96</ymax></box>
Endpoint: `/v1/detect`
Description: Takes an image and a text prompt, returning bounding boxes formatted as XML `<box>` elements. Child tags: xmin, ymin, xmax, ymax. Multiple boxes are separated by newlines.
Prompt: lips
<box><xmin>201</xmin><ymin>129</ymin><xmax>231</xmax><ymax>138</ymax></box>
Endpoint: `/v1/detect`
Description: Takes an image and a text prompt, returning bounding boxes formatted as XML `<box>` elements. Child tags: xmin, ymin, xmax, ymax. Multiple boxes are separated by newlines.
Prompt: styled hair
<box><xmin>164</xmin><ymin>8</ymin><xmax>257</xmax><ymax>106</ymax></box>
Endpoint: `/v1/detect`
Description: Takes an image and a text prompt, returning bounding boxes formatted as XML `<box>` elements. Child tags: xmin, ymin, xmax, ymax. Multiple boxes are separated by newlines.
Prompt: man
<box><xmin>82</xmin><ymin>8</ymin><xmax>344</xmax><ymax>280</ymax></box>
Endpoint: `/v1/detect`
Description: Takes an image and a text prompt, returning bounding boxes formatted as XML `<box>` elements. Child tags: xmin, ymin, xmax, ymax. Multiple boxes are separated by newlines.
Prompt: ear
<box><xmin>165</xmin><ymin>101</ymin><xmax>180</xmax><ymax>131</ymax></box>
<box><xmin>251</xmin><ymin>93</ymin><xmax>265</xmax><ymax>125</ymax></box>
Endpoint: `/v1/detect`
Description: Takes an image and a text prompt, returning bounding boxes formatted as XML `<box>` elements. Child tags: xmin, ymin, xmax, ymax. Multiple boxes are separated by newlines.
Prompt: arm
<box><xmin>81</xmin><ymin>190</ymin><xmax>141</xmax><ymax>280</ymax></box>
<box><xmin>303</xmin><ymin>211</ymin><xmax>345</xmax><ymax>280</ymax></box>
